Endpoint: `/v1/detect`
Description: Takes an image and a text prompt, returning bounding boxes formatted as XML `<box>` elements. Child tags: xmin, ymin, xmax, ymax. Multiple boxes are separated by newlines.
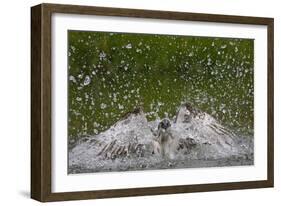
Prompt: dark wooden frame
<box><xmin>31</xmin><ymin>3</ymin><xmax>274</xmax><ymax>202</ymax></box>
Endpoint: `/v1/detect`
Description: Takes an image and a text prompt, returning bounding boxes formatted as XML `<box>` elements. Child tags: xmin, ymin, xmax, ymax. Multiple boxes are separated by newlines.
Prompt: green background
<box><xmin>68</xmin><ymin>30</ymin><xmax>254</xmax><ymax>141</ymax></box>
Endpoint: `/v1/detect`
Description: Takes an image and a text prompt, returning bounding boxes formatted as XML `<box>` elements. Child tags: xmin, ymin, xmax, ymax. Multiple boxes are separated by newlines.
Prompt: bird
<box><xmin>153</xmin><ymin>119</ymin><xmax>177</xmax><ymax>158</ymax></box>
<box><xmin>69</xmin><ymin>102</ymin><xmax>245</xmax><ymax>171</ymax></box>
<box><xmin>74</xmin><ymin>109</ymin><xmax>194</xmax><ymax>161</ymax></box>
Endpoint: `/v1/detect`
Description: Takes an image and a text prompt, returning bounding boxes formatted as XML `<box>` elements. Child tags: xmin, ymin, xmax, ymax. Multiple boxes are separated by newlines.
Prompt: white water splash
<box><xmin>69</xmin><ymin>104</ymin><xmax>253</xmax><ymax>174</ymax></box>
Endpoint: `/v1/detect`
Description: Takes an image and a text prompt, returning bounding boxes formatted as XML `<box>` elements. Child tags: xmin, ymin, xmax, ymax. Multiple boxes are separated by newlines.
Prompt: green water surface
<box><xmin>68</xmin><ymin>31</ymin><xmax>254</xmax><ymax>140</ymax></box>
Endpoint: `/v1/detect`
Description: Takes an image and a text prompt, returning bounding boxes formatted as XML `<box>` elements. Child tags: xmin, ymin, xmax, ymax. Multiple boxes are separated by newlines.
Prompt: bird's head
<box><xmin>158</xmin><ymin>118</ymin><xmax>171</xmax><ymax>130</ymax></box>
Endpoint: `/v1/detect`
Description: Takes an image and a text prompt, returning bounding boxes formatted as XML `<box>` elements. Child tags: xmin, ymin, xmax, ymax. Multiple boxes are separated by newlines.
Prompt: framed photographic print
<box><xmin>31</xmin><ymin>3</ymin><xmax>274</xmax><ymax>202</ymax></box>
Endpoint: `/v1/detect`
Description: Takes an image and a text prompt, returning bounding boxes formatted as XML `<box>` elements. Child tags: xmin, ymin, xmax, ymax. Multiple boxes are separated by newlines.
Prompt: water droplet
<box><xmin>125</xmin><ymin>43</ymin><xmax>132</xmax><ymax>49</ymax></box>
<box><xmin>83</xmin><ymin>75</ymin><xmax>91</xmax><ymax>85</ymax></box>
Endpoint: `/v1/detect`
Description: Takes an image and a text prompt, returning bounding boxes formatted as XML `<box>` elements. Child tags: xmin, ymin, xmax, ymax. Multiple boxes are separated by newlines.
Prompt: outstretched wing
<box><xmin>174</xmin><ymin>103</ymin><xmax>238</xmax><ymax>154</ymax></box>
<box><xmin>176</xmin><ymin>103</ymin><xmax>236</xmax><ymax>137</ymax></box>
<box><xmin>71</xmin><ymin>108</ymin><xmax>155</xmax><ymax>160</ymax></box>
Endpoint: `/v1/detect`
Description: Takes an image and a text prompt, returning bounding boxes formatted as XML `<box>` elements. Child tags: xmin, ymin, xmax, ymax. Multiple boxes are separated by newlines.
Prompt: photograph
<box><xmin>67</xmin><ymin>30</ymin><xmax>254</xmax><ymax>174</ymax></box>
<box><xmin>30</xmin><ymin>3</ymin><xmax>274</xmax><ymax>201</ymax></box>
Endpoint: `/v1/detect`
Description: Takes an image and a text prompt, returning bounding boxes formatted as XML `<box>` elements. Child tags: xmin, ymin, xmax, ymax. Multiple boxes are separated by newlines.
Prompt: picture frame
<box><xmin>31</xmin><ymin>3</ymin><xmax>274</xmax><ymax>202</ymax></box>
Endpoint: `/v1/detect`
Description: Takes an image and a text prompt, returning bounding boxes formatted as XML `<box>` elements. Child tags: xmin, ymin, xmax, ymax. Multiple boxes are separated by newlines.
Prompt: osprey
<box><xmin>153</xmin><ymin>119</ymin><xmax>176</xmax><ymax>158</ymax></box>
<box><xmin>69</xmin><ymin>103</ymin><xmax>252</xmax><ymax>173</ymax></box>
